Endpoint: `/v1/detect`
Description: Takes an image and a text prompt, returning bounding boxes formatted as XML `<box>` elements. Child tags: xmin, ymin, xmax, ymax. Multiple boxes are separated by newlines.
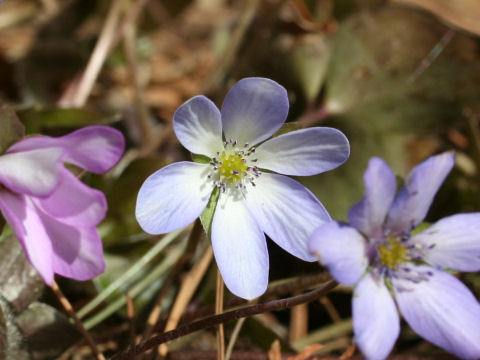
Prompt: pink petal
<box><xmin>0</xmin><ymin>148</ymin><xmax>63</xmax><ymax>197</ymax></box>
<box><xmin>7</xmin><ymin>126</ymin><xmax>124</xmax><ymax>174</ymax></box>
<box><xmin>34</xmin><ymin>168</ymin><xmax>107</xmax><ymax>227</ymax></box>
<box><xmin>0</xmin><ymin>191</ymin><xmax>54</xmax><ymax>284</ymax></box>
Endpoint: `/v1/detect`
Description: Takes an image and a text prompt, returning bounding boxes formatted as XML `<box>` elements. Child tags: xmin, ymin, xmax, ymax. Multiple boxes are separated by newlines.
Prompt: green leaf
<box><xmin>0</xmin><ymin>106</ymin><xmax>25</xmax><ymax>155</ymax></box>
<box><xmin>192</xmin><ymin>153</ymin><xmax>211</xmax><ymax>164</ymax></box>
<box><xmin>290</xmin><ymin>34</ymin><xmax>331</xmax><ymax>103</ymax></box>
<box><xmin>200</xmin><ymin>187</ymin><xmax>220</xmax><ymax>238</ymax></box>
<box><xmin>17</xmin><ymin>108</ymin><xmax>113</xmax><ymax>134</ymax></box>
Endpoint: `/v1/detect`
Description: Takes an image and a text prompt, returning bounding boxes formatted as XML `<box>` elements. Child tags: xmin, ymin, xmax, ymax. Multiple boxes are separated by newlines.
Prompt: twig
<box><xmin>142</xmin><ymin>220</ymin><xmax>203</xmax><ymax>341</ymax></box>
<box><xmin>110</xmin><ymin>280</ymin><xmax>338</xmax><ymax>360</ymax></box>
<box><xmin>216</xmin><ymin>270</ymin><xmax>225</xmax><ymax>360</ymax></box>
<box><xmin>179</xmin><ymin>273</ymin><xmax>332</xmax><ymax>324</ymax></box>
<box><xmin>201</xmin><ymin>0</ymin><xmax>261</xmax><ymax>93</ymax></box>
<box><xmin>51</xmin><ymin>281</ymin><xmax>105</xmax><ymax>360</ymax></box>
<box><xmin>157</xmin><ymin>246</ymin><xmax>214</xmax><ymax>356</ymax></box>
<box><xmin>126</xmin><ymin>293</ymin><xmax>136</xmax><ymax>350</ymax></box>
<box><xmin>68</xmin><ymin>0</ymin><xmax>126</xmax><ymax>107</ymax></box>
<box><xmin>289</xmin><ymin>297</ymin><xmax>308</xmax><ymax>342</ymax></box>
<box><xmin>318</xmin><ymin>296</ymin><xmax>341</xmax><ymax>323</ymax></box>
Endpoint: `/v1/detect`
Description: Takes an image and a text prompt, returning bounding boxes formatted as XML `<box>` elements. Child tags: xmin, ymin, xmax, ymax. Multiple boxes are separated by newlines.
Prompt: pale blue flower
<box><xmin>136</xmin><ymin>77</ymin><xmax>350</xmax><ymax>299</ymax></box>
<box><xmin>309</xmin><ymin>152</ymin><xmax>480</xmax><ymax>360</ymax></box>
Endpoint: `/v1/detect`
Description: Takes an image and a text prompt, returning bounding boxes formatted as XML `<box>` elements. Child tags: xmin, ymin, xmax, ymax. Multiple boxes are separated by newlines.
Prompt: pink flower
<box><xmin>0</xmin><ymin>126</ymin><xmax>124</xmax><ymax>284</ymax></box>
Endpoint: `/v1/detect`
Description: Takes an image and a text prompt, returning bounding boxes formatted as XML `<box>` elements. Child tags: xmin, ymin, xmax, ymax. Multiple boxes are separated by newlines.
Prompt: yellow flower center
<box><xmin>377</xmin><ymin>237</ymin><xmax>410</xmax><ymax>270</ymax></box>
<box><xmin>208</xmin><ymin>139</ymin><xmax>260</xmax><ymax>193</ymax></box>
<box><xmin>218</xmin><ymin>152</ymin><xmax>248</xmax><ymax>183</ymax></box>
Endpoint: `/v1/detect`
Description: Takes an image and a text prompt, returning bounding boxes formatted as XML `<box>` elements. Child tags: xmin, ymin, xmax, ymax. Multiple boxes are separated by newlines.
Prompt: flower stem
<box><xmin>216</xmin><ymin>270</ymin><xmax>225</xmax><ymax>360</ymax></box>
<box><xmin>110</xmin><ymin>279</ymin><xmax>338</xmax><ymax>360</ymax></box>
<box><xmin>51</xmin><ymin>281</ymin><xmax>105</xmax><ymax>360</ymax></box>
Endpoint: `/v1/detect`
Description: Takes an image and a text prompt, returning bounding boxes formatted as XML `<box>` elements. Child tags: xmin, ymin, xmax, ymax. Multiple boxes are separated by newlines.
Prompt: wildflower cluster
<box><xmin>1</xmin><ymin>77</ymin><xmax>479</xmax><ymax>360</ymax></box>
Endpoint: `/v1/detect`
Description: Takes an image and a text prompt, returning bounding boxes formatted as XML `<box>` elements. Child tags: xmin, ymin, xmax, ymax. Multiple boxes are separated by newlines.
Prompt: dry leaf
<box><xmin>287</xmin><ymin>344</ymin><xmax>323</xmax><ymax>360</ymax></box>
<box><xmin>392</xmin><ymin>0</ymin><xmax>480</xmax><ymax>36</ymax></box>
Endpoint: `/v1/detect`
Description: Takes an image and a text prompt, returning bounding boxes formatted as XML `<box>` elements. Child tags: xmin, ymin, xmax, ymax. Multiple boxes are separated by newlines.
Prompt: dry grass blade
<box><xmin>158</xmin><ymin>246</ymin><xmax>214</xmax><ymax>356</ymax></box>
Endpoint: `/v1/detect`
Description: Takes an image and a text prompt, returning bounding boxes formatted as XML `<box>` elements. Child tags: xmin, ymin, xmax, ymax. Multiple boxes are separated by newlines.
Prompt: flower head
<box><xmin>309</xmin><ymin>152</ymin><xmax>480</xmax><ymax>359</ymax></box>
<box><xmin>136</xmin><ymin>77</ymin><xmax>350</xmax><ymax>299</ymax></box>
<box><xmin>0</xmin><ymin>126</ymin><xmax>125</xmax><ymax>285</ymax></box>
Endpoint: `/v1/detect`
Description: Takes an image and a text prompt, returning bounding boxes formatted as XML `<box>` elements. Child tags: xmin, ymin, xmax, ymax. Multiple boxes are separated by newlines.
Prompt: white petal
<box><xmin>245</xmin><ymin>173</ymin><xmax>330</xmax><ymax>262</ymax></box>
<box><xmin>173</xmin><ymin>95</ymin><xmax>224</xmax><ymax>157</ymax></box>
<box><xmin>221</xmin><ymin>77</ymin><xmax>289</xmax><ymax>146</ymax></box>
<box><xmin>255</xmin><ymin>127</ymin><xmax>349</xmax><ymax>176</ymax></box>
<box><xmin>0</xmin><ymin>148</ymin><xmax>63</xmax><ymax>197</ymax></box>
<box><xmin>136</xmin><ymin>162</ymin><xmax>213</xmax><ymax>234</ymax></box>
<box><xmin>411</xmin><ymin>213</ymin><xmax>480</xmax><ymax>271</ymax></box>
<box><xmin>353</xmin><ymin>273</ymin><xmax>400</xmax><ymax>360</ymax></box>
<box><xmin>308</xmin><ymin>222</ymin><xmax>368</xmax><ymax>285</ymax></box>
<box><xmin>212</xmin><ymin>195</ymin><xmax>268</xmax><ymax>300</ymax></box>
<box><xmin>393</xmin><ymin>266</ymin><xmax>480</xmax><ymax>359</ymax></box>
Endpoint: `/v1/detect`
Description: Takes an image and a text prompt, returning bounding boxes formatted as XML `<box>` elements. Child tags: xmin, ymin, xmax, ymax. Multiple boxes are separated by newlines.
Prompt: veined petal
<box><xmin>212</xmin><ymin>195</ymin><xmax>268</xmax><ymax>300</ymax></box>
<box><xmin>308</xmin><ymin>222</ymin><xmax>368</xmax><ymax>285</ymax></box>
<box><xmin>34</xmin><ymin>168</ymin><xmax>107</xmax><ymax>227</ymax></box>
<box><xmin>254</xmin><ymin>127</ymin><xmax>350</xmax><ymax>176</ymax></box>
<box><xmin>136</xmin><ymin>162</ymin><xmax>213</xmax><ymax>234</ymax></box>
<box><xmin>411</xmin><ymin>213</ymin><xmax>480</xmax><ymax>272</ymax></box>
<box><xmin>0</xmin><ymin>148</ymin><xmax>63</xmax><ymax>197</ymax></box>
<box><xmin>0</xmin><ymin>191</ymin><xmax>54</xmax><ymax>284</ymax></box>
<box><xmin>353</xmin><ymin>273</ymin><xmax>400</xmax><ymax>360</ymax></box>
<box><xmin>7</xmin><ymin>126</ymin><xmax>124</xmax><ymax>174</ymax></box>
<box><xmin>173</xmin><ymin>95</ymin><xmax>224</xmax><ymax>157</ymax></box>
<box><xmin>244</xmin><ymin>173</ymin><xmax>330</xmax><ymax>262</ymax></box>
<box><xmin>221</xmin><ymin>78</ymin><xmax>288</xmax><ymax>146</ymax></box>
<box><xmin>387</xmin><ymin>152</ymin><xmax>454</xmax><ymax>233</ymax></box>
<box><xmin>393</xmin><ymin>266</ymin><xmax>480</xmax><ymax>359</ymax></box>
<box><xmin>348</xmin><ymin>157</ymin><xmax>396</xmax><ymax>239</ymax></box>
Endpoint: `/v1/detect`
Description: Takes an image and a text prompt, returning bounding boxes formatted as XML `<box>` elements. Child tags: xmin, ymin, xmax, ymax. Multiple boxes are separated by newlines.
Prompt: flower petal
<box><xmin>244</xmin><ymin>173</ymin><xmax>330</xmax><ymax>262</ymax></box>
<box><xmin>387</xmin><ymin>152</ymin><xmax>454</xmax><ymax>233</ymax></box>
<box><xmin>173</xmin><ymin>95</ymin><xmax>224</xmax><ymax>157</ymax></box>
<box><xmin>0</xmin><ymin>190</ymin><xmax>105</xmax><ymax>283</ymax></box>
<box><xmin>0</xmin><ymin>148</ymin><xmax>63</xmax><ymax>197</ymax></box>
<box><xmin>7</xmin><ymin>126</ymin><xmax>125</xmax><ymax>174</ymax></box>
<box><xmin>136</xmin><ymin>162</ymin><xmax>213</xmax><ymax>234</ymax></box>
<box><xmin>221</xmin><ymin>78</ymin><xmax>288</xmax><ymax>146</ymax></box>
<box><xmin>411</xmin><ymin>213</ymin><xmax>480</xmax><ymax>272</ymax></box>
<box><xmin>353</xmin><ymin>273</ymin><xmax>400</xmax><ymax>360</ymax></box>
<box><xmin>34</xmin><ymin>168</ymin><xmax>107</xmax><ymax>227</ymax></box>
<box><xmin>39</xmin><ymin>211</ymin><xmax>105</xmax><ymax>281</ymax></box>
<box><xmin>308</xmin><ymin>222</ymin><xmax>368</xmax><ymax>285</ymax></box>
<box><xmin>347</xmin><ymin>157</ymin><xmax>396</xmax><ymax>239</ymax></box>
<box><xmin>254</xmin><ymin>127</ymin><xmax>350</xmax><ymax>176</ymax></box>
<box><xmin>0</xmin><ymin>191</ymin><xmax>54</xmax><ymax>284</ymax></box>
<box><xmin>212</xmin><ymin>195</ymin><xmax>268</xmax><ymax>299</ymax></box>
<box><xmin>393</xmin><ymin>266</ymin><xmax>480</xmax><ymax>359</ymax></box>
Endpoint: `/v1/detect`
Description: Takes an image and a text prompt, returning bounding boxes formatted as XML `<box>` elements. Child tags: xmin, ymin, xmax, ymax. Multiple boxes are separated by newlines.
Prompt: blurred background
<box><xmin>0</xmin><ymin>0</ymin><xmax>479</xmax><ymax>359</ymax></box>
